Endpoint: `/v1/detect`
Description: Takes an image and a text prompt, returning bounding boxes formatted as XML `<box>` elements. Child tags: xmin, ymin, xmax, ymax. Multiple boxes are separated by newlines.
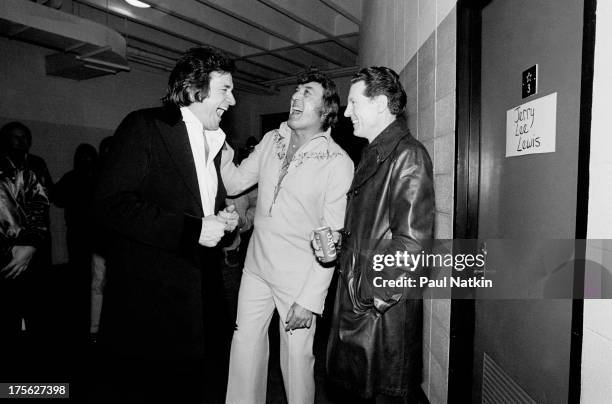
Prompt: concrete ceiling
<box><xmin>55</xmin><ymin>0</ymin><xmax>362</xmax><ymax>92</ymax></box>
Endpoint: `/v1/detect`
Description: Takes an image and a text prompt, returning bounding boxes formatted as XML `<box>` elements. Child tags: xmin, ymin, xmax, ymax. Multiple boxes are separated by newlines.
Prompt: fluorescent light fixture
<box><xmin>124</xmin><ymin>0</ymin><xmax>151</xmax><ymax>8</ymax></box>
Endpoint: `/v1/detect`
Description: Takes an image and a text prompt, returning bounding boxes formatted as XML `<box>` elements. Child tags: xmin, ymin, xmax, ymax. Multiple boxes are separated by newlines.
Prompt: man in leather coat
<box><xmin>319</xmin><ymin>66</ymin><xmax>434</xmax><ymax>403</ymax></box>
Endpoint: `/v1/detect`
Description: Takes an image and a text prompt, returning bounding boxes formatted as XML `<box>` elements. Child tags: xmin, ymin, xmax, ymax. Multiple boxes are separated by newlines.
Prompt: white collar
<box><xmin>180</xmin><ymin>106</ymin><xmax>226</xmax><ymax>139</ymax></box>
<box><xmin>279</xmin><ymin>121</ymin><xmax>331</xmax><ymax>142</ymax></box>
<box><xmin>180</xmin><ymin>106</ymin><xmax>203</xmax><ymax>130</ymax></box>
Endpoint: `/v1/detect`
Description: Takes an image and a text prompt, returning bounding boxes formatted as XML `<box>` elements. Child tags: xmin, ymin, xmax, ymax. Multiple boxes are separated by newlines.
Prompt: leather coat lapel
<box><xmin>157</xmin><ymin>106</ymin><xmax>203</xmax><ymax>212</ymax></box>
<box><xmin>349</xmin><ymin>148</ymin><xmax>382</xmax><ymax>194</ymax></box>
<box><xmin>348</xmin><ymin>118</ymin><xmax>407</xmax><ymax>194</ymax></box>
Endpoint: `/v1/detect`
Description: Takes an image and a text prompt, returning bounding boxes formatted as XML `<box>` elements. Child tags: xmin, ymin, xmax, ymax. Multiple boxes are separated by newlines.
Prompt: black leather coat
<box><xmin>326</xmin><ymin>117</ymin><xmax>435</xmax><ymax>398</ymax></box>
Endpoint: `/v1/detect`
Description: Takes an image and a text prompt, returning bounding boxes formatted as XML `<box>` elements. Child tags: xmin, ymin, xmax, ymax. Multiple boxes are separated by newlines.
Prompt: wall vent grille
<box><xmin>482</xmin><ymin>353</ymin><xmax>537</xmax><ymax>404</ymax></box>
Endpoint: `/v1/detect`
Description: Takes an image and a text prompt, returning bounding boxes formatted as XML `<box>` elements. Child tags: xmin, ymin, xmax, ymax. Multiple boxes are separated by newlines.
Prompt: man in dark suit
<box><xmin>94</xmin><ymin>47</ymin><xmax>239</xmax><ymax>403</ymax></box>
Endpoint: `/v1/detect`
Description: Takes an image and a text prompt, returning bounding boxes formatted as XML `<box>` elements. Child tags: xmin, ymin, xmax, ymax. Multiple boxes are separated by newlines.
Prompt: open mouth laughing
<box><xmin>289</xmin><ymin>101</ymin><xmax>303</xmax><ymax>118</ymax></box>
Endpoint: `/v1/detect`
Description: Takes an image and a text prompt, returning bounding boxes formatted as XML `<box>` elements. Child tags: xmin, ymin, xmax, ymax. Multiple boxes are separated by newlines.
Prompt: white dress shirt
<box><xmin>180</xmin><ymin>107</ymin><xmax>226</xmax><ymax>242</ymax></box>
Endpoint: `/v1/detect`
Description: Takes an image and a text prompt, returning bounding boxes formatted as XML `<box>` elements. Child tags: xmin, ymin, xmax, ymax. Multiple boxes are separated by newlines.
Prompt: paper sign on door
<box><xmin>506</xmin><ymin>92</ymin><xmax>557</xmax><ymax>157</ymax></box>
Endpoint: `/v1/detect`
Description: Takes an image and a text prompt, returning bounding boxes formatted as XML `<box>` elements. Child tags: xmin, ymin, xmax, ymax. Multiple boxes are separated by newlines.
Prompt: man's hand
<box><xmin>284</xmin><ymin>302</ymin><xmax>314</xmax><ymax>332</ymax></box>
<box><xmin>217</xmin><ymin>204</ymin><xmax>240</xmax><ymax>232</ymax></box>
<box><xmin>200</xmin><ymin>215</ymin><xmax>227</xmax><ymax>247</ymax></box>
<box><xmin>310</xmin><ymin>230</ymin><xmax>341</xmax><ymax>263</ymax></box>
<box><xmin>1</xmin><ymin>246</ymin><xmax>37</xmax><ymax>279</ymax></box>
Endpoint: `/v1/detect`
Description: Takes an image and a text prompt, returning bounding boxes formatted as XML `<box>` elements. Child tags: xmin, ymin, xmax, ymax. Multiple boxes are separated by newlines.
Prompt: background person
<box><xmin>0</xmin><ymin>121</ymin><xmax>51</xmax><ymax>380</ymax></box>
<box><xmin>89</xmin><ymin>136</ymin><xmax>115</xmax><ymax>338</ymax></box>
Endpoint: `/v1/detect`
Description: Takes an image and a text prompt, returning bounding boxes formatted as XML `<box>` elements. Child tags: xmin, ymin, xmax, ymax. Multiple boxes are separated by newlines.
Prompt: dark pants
<box><xmin>66</xmin><ymin>228</ymin><xmax>94</xmax><ymax>338</ymax></box>
<box><xmin>89</xmin><ymin>353</ymin><xmax>227</xmax><ymax>404</ymax></box>
<box><xmin>0</xmin><ymin>262</ymin><xmax>60</xmax><ymax>381</ymax></box>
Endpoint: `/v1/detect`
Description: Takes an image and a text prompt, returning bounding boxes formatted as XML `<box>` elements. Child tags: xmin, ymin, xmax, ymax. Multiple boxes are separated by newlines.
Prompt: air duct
<box><xmin>0</xmin><ymin>0</ymin><xmax>129</xmax><ymax>80</ymax></box>
<box><xmin>32</xmin><ymin>0</ymin><xmax>64</xmax><ymax>10</ymax></box>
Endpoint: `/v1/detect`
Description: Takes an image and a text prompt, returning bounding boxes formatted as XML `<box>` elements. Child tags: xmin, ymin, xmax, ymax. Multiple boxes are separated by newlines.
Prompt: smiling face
<box><xmin>344</xmin><ymin>80</ymin><xmax>381</xmax><ymax>143</ymax></box>
<box><xmin>287</xmin><ymin>81</ymin><xmax>325</xmax><ymax>135</ymax></box>
<box><xmin>187</xmin><ymin>71</ymin><xmax>236</xmax><ymax>130</ymax></box>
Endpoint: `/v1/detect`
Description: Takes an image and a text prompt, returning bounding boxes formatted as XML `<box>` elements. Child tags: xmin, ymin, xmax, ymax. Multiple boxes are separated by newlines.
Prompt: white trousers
<box><xmin>226</xmin><ymin>270</ymin><xmax>316</xmax><ymax>404</ymax></box>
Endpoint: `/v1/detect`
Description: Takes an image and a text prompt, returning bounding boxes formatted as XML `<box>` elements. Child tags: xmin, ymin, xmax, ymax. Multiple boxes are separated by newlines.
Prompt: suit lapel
<box><xmin>349</xmin><ymin>150</ymin><xmax>381</xmax><ymax>193</ymax></box>
<box><xmin>213</xmin><ymin>150</ymin><xmax>226</xmax><ymax>212</ymax></box>
<box><xmin>157</xmin><ymin>107</ymin><xmax>203</xmax><ymax>213</ymax></box>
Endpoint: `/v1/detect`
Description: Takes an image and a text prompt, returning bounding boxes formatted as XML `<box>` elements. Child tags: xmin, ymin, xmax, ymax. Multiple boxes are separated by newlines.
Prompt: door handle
<box><xmin>475</xmin><ymin>241</ymin><xmax>487</xmax><ymax>274</ymax></box>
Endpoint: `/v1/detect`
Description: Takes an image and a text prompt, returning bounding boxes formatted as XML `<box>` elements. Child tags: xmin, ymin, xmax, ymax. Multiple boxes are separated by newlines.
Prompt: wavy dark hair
<box><xmin>297</xmin><ymin>71</ymin><xmax>340</xmax><ymax>131</ymax></box>
<box><xmin>162</xmin><ymin>46</ymin><xmax>235</xmax><ymax>107</ymax></box>
<box><xmin>351</xmin><ymin>66</ymin><xmax>407</xmax><ymax>115</ymax></box>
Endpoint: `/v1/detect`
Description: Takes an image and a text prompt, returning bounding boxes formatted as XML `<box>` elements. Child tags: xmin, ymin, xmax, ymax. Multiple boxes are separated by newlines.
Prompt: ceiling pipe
<box><xmin>127</xmin><ymin>46</ymin><xmax>176</xmax><ymax>68</ymax></box>
<box><xmin>262</xmin><ymin>65</ymin><xmax>360</xmax><ymax>86</ymax></box>
<box><xmin>35</xmin><ymin>0</ymin><xmax>63</xmax><ymax>9</ymax></box>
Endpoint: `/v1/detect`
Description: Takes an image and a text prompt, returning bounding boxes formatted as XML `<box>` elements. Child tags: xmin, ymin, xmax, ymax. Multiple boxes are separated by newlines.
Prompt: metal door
<box><xmin>472</xmin><ymin>0</ymin><xmax>584</xmax><ymax>402</ymax></box>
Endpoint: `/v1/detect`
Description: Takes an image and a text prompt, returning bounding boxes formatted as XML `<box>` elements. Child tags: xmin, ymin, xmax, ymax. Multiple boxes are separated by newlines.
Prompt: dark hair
<box><xmin>162</xmin><ymin>46</ymin><xmax>235</xmax><ymax>107</ymax></box>
<box><xmin>0</xmin><ymin>121</ymin><xmax>32</xmax><ymax>150</ymax></box>
<box><xmin>351</xmin><ymin>66</ymin><xmax>407</xmax><ymax>115</ymax></box>
<box><xmin>297</xmin><ymin>71</ymin><xmax>340</xmax><ymax>131</ymax></box>
<box><xmin>74</xmin><ymin>143</ymin><xmax>98</xmax><ymax>169</ymax></box>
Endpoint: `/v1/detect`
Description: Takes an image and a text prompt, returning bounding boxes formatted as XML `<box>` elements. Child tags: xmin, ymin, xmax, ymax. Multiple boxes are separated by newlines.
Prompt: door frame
<box><xmin>449</xmin><ymin>0</ymin><xmax>596</xmax><ymax>402</ymax></box>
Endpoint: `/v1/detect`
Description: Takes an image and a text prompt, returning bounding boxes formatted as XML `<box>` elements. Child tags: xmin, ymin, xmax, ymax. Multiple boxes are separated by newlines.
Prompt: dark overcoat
<box><xmin>94</xmin><ymin>105</ymin><xmax>229</xmax><ymax>361</ymax></box>
<box><xmin>326</xmin><ymin>117</ymin><xmax>435</xmax><ymax>398</ymax></box>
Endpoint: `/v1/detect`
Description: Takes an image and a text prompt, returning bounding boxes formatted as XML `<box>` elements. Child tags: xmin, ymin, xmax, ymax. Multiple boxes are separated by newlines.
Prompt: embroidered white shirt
<box><xmin>180</xmin><ymin>107</ymin><xmax>226</xmax><ymax>242</ymax></box>
<box><xmin>220</xmin><ymin>122</ymin><xmax>354</xmax><ymax>313</ymax></box>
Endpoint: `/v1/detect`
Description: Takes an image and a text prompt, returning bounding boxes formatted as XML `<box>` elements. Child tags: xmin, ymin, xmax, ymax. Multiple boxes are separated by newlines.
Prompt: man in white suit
<box><xmin>222</xmin><ymin>71</ymin><xmax>354</xmax><ymax>404</ymax></box>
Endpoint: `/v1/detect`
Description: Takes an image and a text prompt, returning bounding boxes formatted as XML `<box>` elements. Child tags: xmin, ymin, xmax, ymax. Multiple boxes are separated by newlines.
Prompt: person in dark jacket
<box><xmin>316</xmin><ymin>67</ymin><xmax>434</xmax><ymax>403</ymax></box>
<box><xmin>0</xmin><ymin>121</ymin><xmax>51</xmax><ymax>379</ymax></box>
<box><xmin>93</xmin><ymin>46</ymin><xmax>239</xmax><ymax>403</ymax></box>
<box><xmin>90</xmin><ymin>136</ymin><xmax>114</xmax><ymax>338</ymax></box>
<box><xmin>0</xmin><ymin>122</ymin><xmax>53</xmax><ymax>266</ymax></box>
<box><xmin>53</xmin><ymin>144</ymin><xmax>98</xmax><ymax>273</ymax></box>
<box><xmin>53</xmin><ymin>143</ymin><xmax>99</xmax><ymax>353</ymax></box>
